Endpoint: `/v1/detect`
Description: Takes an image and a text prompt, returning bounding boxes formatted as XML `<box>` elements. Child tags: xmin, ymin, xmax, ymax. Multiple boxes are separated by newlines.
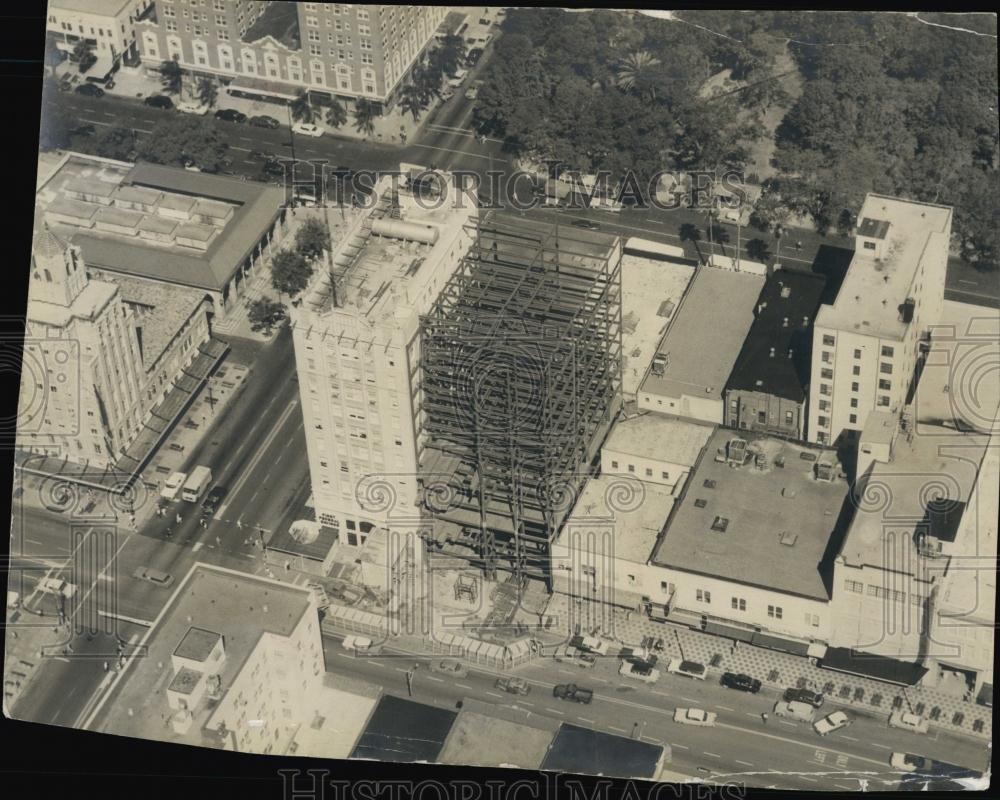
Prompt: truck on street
<box><xmin>181</xmin><ymin>466</ymin><xmax>213</xmax><ymax>503</ymax></box>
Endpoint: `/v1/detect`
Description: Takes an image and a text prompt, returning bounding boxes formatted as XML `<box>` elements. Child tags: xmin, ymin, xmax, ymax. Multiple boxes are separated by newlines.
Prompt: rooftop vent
<box><xmin>787</xmin><ymin>348</ymin><xmax>794</xmax><ymax>359</ymax></box>
<box><xmin>780</xmin><ymin>285</ymin><xmax>791</xmax><ymax>299</ymax></box>
<box><xmin>782</xmin><ymin>317</ymin><xmax>789</xmax><ymax>327</ymax></box>
<box><xmin>769</xmin><ymin>347</ymin><xmax>776</xmax><ymax>358</ymax></box>
<box><xmin>779</xmin><ymin>531</ymin><xmax>798</xmax><ymax>547</ymax></box>
<box><xmin>802</xmin><ymin>316</ymin><xmax>809</xmax><ymax>326</ymax></box>
<box><xmin>711</xmin><ymin>516</ymin><xmax>730</xmax><ymax>533</ymax></box>
<box><xmin>703</xmin><ymin>479</ymin><xmax>717</xmax><ymax>489</ymax></box>
<box><xmin>781</xmin><ymin>487</ymin><xmax>796</xmax><ymax>498</ymax></box>
<box><xmin>694</xmin><ymin>498</ymin><xmax>708</xmax><ymax>508</ymax></box>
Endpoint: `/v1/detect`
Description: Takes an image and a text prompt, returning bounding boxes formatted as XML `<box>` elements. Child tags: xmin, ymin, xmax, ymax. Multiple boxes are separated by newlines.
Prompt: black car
<box><xmin>200</xmin><ymin>486</ymin><xmax>226</xmax><ymax>516</ymax></box>
<box><xmin>75</xmin><ymin>83</ymin><xmax>105</xmax><ymax>98</ymax></box>
<box><xmin>262</xmin><ymin>158</ymin><xmax>286</xmax><ymax>178</ymax></box>
<box><xmin>721</xmin><ymin>672</ymin><xmax>762</xmax><ymax>693</ymax></box>
<box><xmin>248</xmin><ymin>115</ymin><xmax>280</xmax><ymax>129</ymax></box>
<box><xmin>571</xmin><ymin>219</ymin><xmax>600</xmax><ymax>230</ymax></box>
<box><xmin>69</xmin><ymin>123</ymin><xmax>96</xmax><ymax>137</ymax></box>
<box><xmin>215</xmin><ymin>108</ymin><xmax>247</xmax><ymax>123</ymax></box>
<box><xmin>144</xmin><ymin>95</ymin><xmax>174</xmax><ymax>109</ymax></box>
<box><xmin>783</xmin><ymin>687</ymin><xmax>825</xmax><ymax>708</ymax></box>
<box><xmin>466</xmin><ymin>47</ymin><xmax>483</xmax><ymax>66</ymax></box>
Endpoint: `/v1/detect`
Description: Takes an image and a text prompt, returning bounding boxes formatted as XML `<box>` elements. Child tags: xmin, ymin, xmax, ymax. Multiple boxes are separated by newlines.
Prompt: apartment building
<box><xmin>290</xmin><ymin>170</ymin><xmax>476</xmax><ymax>547</ymax></box>
<box><xmin>18</xmin><ymin>228</ymin><xmax>147</xmax><ymax>468</ymax></box>
<box><xmin>807</xmin><ymin>194</ymin><xmax>952</xmax><ymax>446</ymax></box>
<box><xmin>46</xmin><ymin>0</ymin><xmax>154</xmax><ymax>73</ymax></box>
<box><xmin>138</xmin><ymin>2</ymin><xmax>446</xmax><ymax>109</ymax></box>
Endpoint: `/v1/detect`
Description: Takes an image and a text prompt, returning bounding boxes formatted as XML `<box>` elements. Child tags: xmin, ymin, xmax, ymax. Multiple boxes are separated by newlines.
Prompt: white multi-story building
<box><xmin>291</xmin><ymin>171</ymin><xmax>476</xmax><ymax>548</ymax></box>
<box><xmin>138</xmin><ymin>2</ymin><xmax>447</xmax><ymax>110</ymax></box>
<box><xmin>18</xmin><ymin>228</ymin><xmax>147</xmax><ymax>468</ymax></box>
<box><xmin>807</xmin><ymin>194</ymin><xmax>952</xmax><ymax>446</ymax></box>
<box><xmin>46</xmin><ymin>0</ymin><xmax>154</xmax><ymax>72</ymax></box>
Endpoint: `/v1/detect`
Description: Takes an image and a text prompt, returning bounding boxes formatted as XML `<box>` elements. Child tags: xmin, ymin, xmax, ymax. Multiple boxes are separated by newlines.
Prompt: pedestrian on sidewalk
<box><xmin>103</xmin><ymin>661</ymin><xmax>108</xmax><ymax>672</ymax></box>
<box><xmin>761</xmin><ymin>712</ymin><xmax>768</xmax><ymax>724</ymax></box>
<box><xmin>176</xmin><ymin>513</ymin><xmax>182</xmax><ymax>524</ymax></box>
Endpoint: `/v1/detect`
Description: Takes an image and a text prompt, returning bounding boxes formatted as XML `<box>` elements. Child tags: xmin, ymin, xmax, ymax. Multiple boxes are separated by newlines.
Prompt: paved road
<box><xmin>324</xmin><ymin>635</ymin><xmax>990</xmax><ymax>789</ymax></box>
<box><xmin>7</xmin><ymin>329</ymin><xmax>311</xmax><ymax>726</ymax></box>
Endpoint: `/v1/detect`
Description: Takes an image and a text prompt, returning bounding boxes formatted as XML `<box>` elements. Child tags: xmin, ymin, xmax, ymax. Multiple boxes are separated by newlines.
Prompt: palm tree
<box><xmin>615</xmin><ymin>50</ymin><xmax>660</xmax><ymax>96</ymax></box>
<box><xmin>158</xmin><ymin>57</ymin><xmax>183</xmax><ymax>95</ymax></box>
<box><xmin>353</xmin><ymin>98</ymin><xmax>377</xmax><ymax>137</ymax></box>
<box><xmin>412</xmin><ymin>63</ymin><xmax>440</xmax><ymax>105</ymax></box>
<box><xmin>399</xmin><ymin>84</ymin><xmax>426</xmax><ymax>122</ymax></box>
<box><xmin>290</xmin><ymin>90</ymin><xmax>314</xmax><ymax>124</ymax></box>
<box><xmin>746</xmin><ymin>238</ymin><xmax>772</xmax><ymax>263</ymax></box>
<box><xmin>678</xmin><ymin>222</ymin><xmax>704</xmax><ymax>264</ymax></box>
<box><xmin>434</xmin><ymin>34</ymin><xmax>466</xmax><ymax>78</ymax></box>
<box><xmin>325</xmin><ymin>99</ymin><xmax>348</xmax><ymax>129</ymax></box>
<box><xmin>197</xmin><ymin>77</ymin><xmax>218</xmax><ymax>109</ymax></box>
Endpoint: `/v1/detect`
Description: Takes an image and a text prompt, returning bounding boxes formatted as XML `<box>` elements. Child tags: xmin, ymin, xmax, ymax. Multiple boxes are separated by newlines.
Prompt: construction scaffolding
<box><xmin>418</xmin><ymin>212</ymin><xmax>623</xmax><ymax>589</ymax></box>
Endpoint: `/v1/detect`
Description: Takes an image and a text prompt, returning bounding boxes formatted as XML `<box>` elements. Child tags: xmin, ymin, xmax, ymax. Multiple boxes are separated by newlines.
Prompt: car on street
<box><xmin>888</xmin><ymin>711</ymin><xmax>930</xmax><ymax>734</ymax></box>
<box><xmin>619</xmin><ymin>661</ymin><xmax>660</xmax><ymax>684</ymax></box>
<box><xmin>75</xmin><ymin>83</ymin><xmax>104</xmax><ymax>98</ymax></box>
<box><xmin>575</xmin><ymin>635</ymin><xmax>610</xmax><ymax>656</ymax></box>
<box><xmin>783</xmin><ymin>687</ymin><xmax>825</xmax><ymax>708</ymax></box>
<box><xmin>466</xmin><ymin>47</ymin><xmax>483</xmax><ymax>66</ymax></box>
<box><xmin>571</xmin><ymin>219</ymin><xmax>600</xmax><ymax>230</ymax></box>
<box><xmin>673</xmin><ymin>708</ymin><xmax>717</xmax><ymax>727</ymax></box>
<box><xmin>215</xmin><ymin>108</ymin><xmax>247</xmax><ymax>123</ymax></box>
<box><xmin>249</xmin><ymin>114</ymin><xmax>281</xmax><ymax>129</ymax></box>
<box><xmin>666</xmin><ymin>658</ymin><xmax>707</xmax><ymax>680</ymax></box>
<box><xmin>341</xmin><ymin>635</ymin><xmax>373</xmax><ymax>653</ymax></box>
<box><xmin>447</xmin><ymin>69</ymin><xmax>469</xmax><ymax>90</ymax></box>
<box><xmin>177</xmin><ymin>100</ymin><xmax>210</xmax><ymax>115</ymax></box>
<box><xmin>496</xmin><ymin>676</ymin><xmax>530</xmax><ymax>695</ymax></box>
<box><xmin>69</xmin><ymin>123</ymin><xmax>96</xmax><ymax>137</ymax></box>
<box><xmin>160</xmin><ymin>471</ymin><xmax>187</xmax><ymax>502</ymax></box>
<box><xmin>721</xmin><ymin>672</ymin><xmax>762</xmax><ymax>693</ymax></box>
<box><xmin>200</xmin><ymin>486</ymin><xmax>226</xmax><ymax>516</ymax></box>
<box><xmin>430</xmin><ymin>658</ymin><xmax>468</xmax><ymax>678</ymax></box>
<box><xmin>813</xmin><ymin>710</ymin><xmax>852</xmax><ymax>736</ymax></box>
<box><xmin>292</xmin><ymin>122</ymin><xmax>323</xmax><ymax>137</ymax></box>
<box><xmin>144</xmin><ymin>95</ymin><xmax>174</xmax><ymax>110</ymax></box>
<box><xmin>465</xmin><ymin>80</ymin><xmax>484</xmax><ymax>101</ymax></box>
<box><xmin>553</xmin><ymin>645</ymin><xmax>596</xmax><ymax>667</ymax></box>
<box><xmin>553</xmin><ymin>684</ymin><xmax>593</xmax><ymax>704</ymax></box>
<box><xmin>890</xmin><ymin>753</ymin><xmax>930</xmax><ymax>773</ymax></box>
<box><xmin>132</xmin><ymin>567</ymin><xmax>174</xmax><ymax>588</ymax></box>
<box><xmin>38</xmin><ymin>577</ymin><xmax>76</xmax><ymax>598</ymax></box>
<box><xmin>773</xmin><ymin>700</ymin><xmax>816</xmax><ymax>722</ymax></box>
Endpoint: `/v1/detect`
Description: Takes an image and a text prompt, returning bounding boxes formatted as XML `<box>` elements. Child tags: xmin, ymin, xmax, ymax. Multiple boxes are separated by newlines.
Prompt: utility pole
<box><xmin>405</xmin><ymin>663</ymin><xmax>419</xmax><ymax>697</ymax></box>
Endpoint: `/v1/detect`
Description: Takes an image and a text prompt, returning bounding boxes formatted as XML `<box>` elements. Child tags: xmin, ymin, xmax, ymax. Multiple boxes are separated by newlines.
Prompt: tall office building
<box><xmin>290</xmin><ymin>171</ymin><xmax>475</xmax><ymax>546</ymax></box>
<box><xmin>807</xmin><ymin>194</ymin><xmax>951</xmax><ymax>446</ymax></box>
<box><xmin>138</xmin><ymin>2</ymin><xmax>446</xmax><ymax>109</ymax></box>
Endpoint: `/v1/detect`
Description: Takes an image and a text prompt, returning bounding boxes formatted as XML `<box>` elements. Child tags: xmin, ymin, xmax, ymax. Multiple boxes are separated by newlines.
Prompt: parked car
<box><xmin>666</xmin><ymin>659</ymin><xmax>707</xmax><ymax>680</ymax></box>
<box><xmin>783</xmin><ymin>687</ymin><xmax>825</xmax><ymax>708</ymax></box>
<box><xmin>200</xmin><ymin>486</ymin><xmax>226</xmax><ymax>516</ymax></box>
<box><xmin>814</xmin><ymin>710</ymin><xmax>852</xmax><ymax>736</ymax></box>
<box><xmin>249</xmin><ymin>114</ymin><xmax>281</xmax><ymax>129</ymax></box>
<box><xmin>341</xmin><ymin>635</ymin><xmax>373</xmax><ymax>653</ymax></box>
<box><xmin>177</xmin><ymin>100</ymin><xmax>210</xmax><ymax>115</ymax></box>
<box><xmin>890</xmin><ymin>753</ymin><xmax>930</xmax><ymax>773</ymax></box>
<box><xmin>215</xmin><ymin>108</ymin><xmax>247</xmax><ymax>123</ymax></box>
<box><xmin>888</xmin><ymin>711</ymin><xmax>930</xmax><ymax>734</ymax></box>
<box><xmin>496</xmin><ymin>676</ymin><xmax>530</xmax><ymax>696</ymax></box>
<box><xmin>619</xmin><ymin>661</ymin><xmax>660</xmax><ymax>684</ymax></box>
<box><xmin>553</xmin><ymin>684</ymin><xmax>593</xmax><ymax>704</ymax></box>
<box><xmin>721</xmin><ymin>672</ymin><xmax>762</xmax><ymax>693</ymax></box>
<box><xmin>160</xmin><ymin>471</ymin><xmax>187</xmax><ymax>502</ymax></box>
<box><xmin>292</xmin><ymin>122</ymin><xmax>323</xmax><ymax>137</ymax></box>
<box><xmin>69</xmin><ymin>123</ymin><xmax>96</xmax><ymax>137</ymax></box>
<box><xmin>465</xmin><ymin>80</ymin><xmax>484</xmax><ymax>101</ymax></box>
<box><xmin>466</xmin><ymin>47</ymin><xmax>484</xmax><ymax>66</ymax></box>
<box><xmin>571</xmin><ymin>219</ymin><xmax>600</xmax><ymax>230</ymax></box>
<box><xmin>430</xmin><ymin>658</ymin><xmax>468</xmax><ymax>678</ymax></box>
<box><xmin>144</xmin><ymin>95</ymin><xmax>174</xmax><ymax>110</ymax></box>
<box><xmin>673</xmin><ymin>708</ymin><xmax>717</xmax><ymax>727</ymax></box>
<box><xmin>773</xmin><ymin>700</ymin><xmax>816</xmax><ymax>723</ymax></box>
<box><xmin>554</xmin><ymin>645</ymin><xmax>596</xmax><ymax>667</ymax></box>
<box><xmin>75</xmin><ymin>83</ymin><xmax>104</xmax><ymax>98</ymax></box>
<box><xmin>576</xmin><ymin>635</ymin><xmax>610</xmax><ymax>656</ymax></box>
<box><xmin>132</xmin><ymin>567</ymin><xmax>174</xmax><ymax>588</ymax></box>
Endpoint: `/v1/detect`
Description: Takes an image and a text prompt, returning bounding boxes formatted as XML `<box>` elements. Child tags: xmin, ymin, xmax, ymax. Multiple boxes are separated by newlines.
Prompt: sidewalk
<box><xmin>543</xmin><ymin>593</ymin><xmax>992</xmax><ymax>742</ymax></box>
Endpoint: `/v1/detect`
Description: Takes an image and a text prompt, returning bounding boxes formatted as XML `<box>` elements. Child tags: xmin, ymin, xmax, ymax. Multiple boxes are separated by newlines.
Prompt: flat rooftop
<box><xmin>603</xmin><ymin>413</ymin><xmax>714</xmax><ymax>467</ymax></box>
<box><xmin>725</xmin><ymin>269</ymin><xmax>827</xmax><ymax>402</ymax></box>
<box><xmin>621</xmin><ymin>254</ymin><xmax>694</xmax><ymax>395</ymax></box>
<box><xmin>97</xmin><ymin>564</ymin><xmax>312</xmax><ymax>746</ymax></box>
<box><xmin>639</xmin><ymin>266</ymin><xmax>764</xmax><ymax>404</ymax></box>
<box><xmin>541</xmin><ymin>723</ymin><xmax>665</xmax><ymax>780</ymax></box>
<box><xmin>350</xmin><ymin>694</ymin><xmax>456</xmax><ymax>763</ymax></box>
<box><xmin>652</xmin><ymin>427</ymin><xmax>851</xmax><ymax>600</ymax></box>
<box><xmin>173</xmin><ymin>626</ymin><xmax>221</xmax><ymax>662</ymax></box>
<box><xmin>817</xmin><ymin>194</ymin><xmax>952</xmax><ymax>340</ymax></box>
<box><xmin>35</xmin><ymin>154</ymin><xmax>285</xmax><ymax>291</ymax></box>
<box><xmin>438</xmin><ymin>699</ymin><xmax>556</xmax><ymax>770</ymax></box>
<box><xmin>291</xmin><ymin>673</ymin><xmax>380</xmax><ymax>760</ymax></box>
<box><xmin>563</xmin><ymin>473</ymin><xmax>675</xmax><ymax>564</ymax></box>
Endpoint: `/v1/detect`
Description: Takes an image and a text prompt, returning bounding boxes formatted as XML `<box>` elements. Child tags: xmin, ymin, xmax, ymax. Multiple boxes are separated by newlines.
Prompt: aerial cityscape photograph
<box><xmin>2</xmin><ymin>3</ymin><xmax>997</xmax><ymax>796</ymax></box>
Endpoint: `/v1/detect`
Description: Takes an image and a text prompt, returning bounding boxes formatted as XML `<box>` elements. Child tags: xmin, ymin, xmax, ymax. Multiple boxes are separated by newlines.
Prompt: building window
<box><xmin>852</xmin><ymin>365</ymin><xmax>861</xmax><ymax>376</ymax></box>
<box><xmin>767</xmin><ymin>605</ymin><xmax>782</xmax><ymax>619</ymax></box>
<box><xmin>731</xmin><ymin>597</ymin><xmax>746</xmax><ymax>611</ymax></box>
<box><xmin>821</xmin><ymin>351</ymin><xmax>832</xmax><ymax>363</ymax></box>
<box><xmin>877</xmin><ymin>396</ymin><xmax>890</xmax><ymax>407</ymax></box>
<box><xmin>822</xmin><ymin>334</ymin><xmax>835</xmax><ymax>346</ymax></box>
<box><xmin>645</xmin><ymin>467</ymin><xmax>653</xmax><ymax>477</ymax></box>
<box><xmin>661</xmin><ymin>471</ymin><xmax>669</xmax><ymax>480</ymax></box>
<box><xmin>881</xmin><ymin>345</ymin><xmax>894</xmax><ymax>357</ymax></box>
<box><xmin>879</xmin><ymin>379</ymin><xmax>892</xmax><ymax>391</ymax></box>
<box><xmin>627</xmin><ymin>464</ymin><xmax>635</xmax><ymax>473</ymax></box>
<box><xmin>819</xmin><ymin>383</ymin><xmax>830</xmax><ymax>396</ymax></box>
<box><xmin>849</xmin><ymin>414</ymin><xmax>857</xmax><ymax>424</ymax></box>
<box><xmin>784</xmin><ymin>410</ymin><xmax>794</xmax><ymax>425</ymax></box>
<box><xmin>819</xmin><ymin>400</ymin><xmax>830</xmax><ymax>412</ymax></box>
<box><xmin>611</xmin><ymin>460</ymin><xmax>618</xmax><ymax>469</ymax></box>
<box><xmin>851</xmin><ymin>382</ymin><xmax>859</xmax><ymax>392</ymax></box>
<box><xmin>821</xmin><ymin>368</ymin><xmax>833</xmax><ymax>380</ymax></box>
<box><xmin>863</xmin><ymin>241</ymin><xmax>877</xmax><ymax>250</ymax></box>
<box><xmin>817</xmin><ymin>416</ymin><xmax>828</xmax><ymax>428</ymax></box>
<box><xmin>880</xmin><ymin>362</ymin><xmax>893</xmax><ymax>375</ymax></box>
<box><xmin>805</xmin><ymin>613</ymin><xmax>820</xmax><ymax>627</ymax></box>
<box><xmin>817</xmin><ymin>432</ymin><xmax>828</xmax><ymax>444</ymax></box>
<box><xmin>850</xmin><ymin>398</ymin><xmax>858</xmax><ymax>408</ymax></box>
<box><xmin>854</xmin><ymin>349</ymin><xmax>862</xmax><ymax>359</ymax></box>
<box><xmin>757</xmin><ymin>410</ymin><xmax>766</xmax><ymax>424</ymax></box>
<box><xmin>696</xmin><ymin>589</ymin><xmax>711</xmax><ymax>604</ymax></box>
<box><xmin>844</xmin><ymin>579</ymin><xmax>863</xmax><ymax>593</ymax></box>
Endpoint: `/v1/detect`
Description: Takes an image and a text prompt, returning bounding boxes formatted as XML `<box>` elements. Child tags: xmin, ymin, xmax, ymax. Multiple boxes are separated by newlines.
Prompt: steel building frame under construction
<box><xmin>418</xmin><ymin>212</ymin><xmax>623</xmax><ymax>589</ymax></box>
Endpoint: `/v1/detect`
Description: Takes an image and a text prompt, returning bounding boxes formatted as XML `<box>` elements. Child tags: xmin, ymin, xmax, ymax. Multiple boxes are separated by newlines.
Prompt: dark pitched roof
<box><xmin>541</xmin><ymin>724</ymin><xmax>664</xmax><ymax>779</ymax></box>
<box><xmin>724</xmin><ymin>269</ymin><xmax>827</xmax><ymax>402</ymax></box>
<box><xmin>350</xmin><ymin>695</ymin><xmax>456</xmax><ymax>762</ymax></box>
<box><xmin>821</xmin><ymin>647</ymin><xmax>928</xmax><ymax>686</ymax></box>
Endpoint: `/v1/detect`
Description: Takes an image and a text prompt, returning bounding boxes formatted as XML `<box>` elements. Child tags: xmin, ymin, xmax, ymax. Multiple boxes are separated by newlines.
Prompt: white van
<box><xmin>161</xmin><ymin>471</ymin><xmax>187</xmax><ymax>502</ymax></box>
<box><xmin>773</xmin><ymin>700</ymin><xmax>815</xmax><ymax>722</ymax></box>
<box><xmin>182</xmin><ymin>466</ymin><xmax>213</xmax><ymax>503</ymax></box>
<box><xmin>447</xmin><ymin>69</ymin><xmax>469</xmax><ymax>89</ymax></box>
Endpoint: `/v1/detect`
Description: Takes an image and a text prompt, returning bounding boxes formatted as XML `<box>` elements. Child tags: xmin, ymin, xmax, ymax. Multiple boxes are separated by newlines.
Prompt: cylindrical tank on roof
<box><xmin>371</xmin><ymin>218</ymin><xmax>439</xmax><ymax>244</ymax></box>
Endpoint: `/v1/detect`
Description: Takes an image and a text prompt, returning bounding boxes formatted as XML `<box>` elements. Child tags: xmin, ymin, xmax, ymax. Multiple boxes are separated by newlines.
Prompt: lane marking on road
<box><xmin>485</xmin><ymin>691</ymin><xmax>502</xmax><ymax>698</ymax></box>
<box><xmin>410</xmin><ymin>142</ymin><xmax>493</xmax><ymax>161</ymax></box>
<box><xmin>735</xmin><ymin>759</ymin><xmax>754</xmax><ymax>767</ymax></box>
<box><xmin>842</xmin><ymin>735</ymin><xmax>858</xmax><ymax>741</ymax></box>
<box><xmin>681</xmin><ymin>697</ymin><xmax>696</xmax><ymax>702</ymax></box>
<box><xmin>870</xmin><ymin>743</ymin><xmax>891</xmax><ymax>750</ymax></box>
<box><xmin>579</xmin><ymin>717</ymin><xmax>595</xmax><ymax>724</ymax></box>
<box><xmin>456</xmin><ymin>683</ymin><xmax>472</xmax><ymax>690</ymax></box>
<box><xmin>800</xmin><ymin>777</ymin><xmax>818</xmax><ymax>783</ymax></box>
<box><xmin>97</xmin><ymin>611</ymin><xmax>153</xmax><ymax>627</ymax></box>
<box><xmin>609</xmin><ymin>725</ymin><xmax>626</xmax><ymax>732</ymax></box>
<box><xmin>671</xmin><ymin>743</ymin><xmax>688</xmax><ymax>750</ymax></box>
<box><xmin>959</xmin><ymin>279</ymin><xmax>978</xmax><ymax>285</ymax></box>
<box><xmin>779</xmin><ymin>720</ymin><xmax>796</xmax><ymax>727</ymax></box>
<box><xmin>714</xmin><ymin>720</ymin><xmax>887</xmax><ymax>768</ymax></box>
<box><xmin>520</xmin><ymin>701</ymin><xmax>534</xmax><ymax>707</ymax></box>
<box><xmin>717</xmin><ymin>705</ymin><xmax>735</xmax><ymax>711</ymax></box>
<box><xmin>704</xmin><ymin>752</ymin><xmax>721</xmax><ymax>758</ymax></box>
<box><xmin>425</xmin><ymin>676</ymin><xmax>444</xmax><ymax>683</ymax></box>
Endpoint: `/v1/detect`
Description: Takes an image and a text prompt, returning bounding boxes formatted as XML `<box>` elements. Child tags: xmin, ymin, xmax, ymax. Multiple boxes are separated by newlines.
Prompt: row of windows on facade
<box><xmin>689</xmin><ymin>588</ymin><xmax>821</xmax><ymax>625</ymax></box>
<box><xmin>819</xmin><ymin>360</ymin><xmax>894</xmax><ymax>379</ymax></box>
<box><xmin>821</xmin><ymin>336</ymin><xmax>896</xmax><ymax>360</ymax></box>
<box><xmin>609</xmin><ymin>460</ymin><xmax>671</xmax><ymax>480</ymax></box>
<box><xmin>843</xmin><ymin>578</ymin><xmax>924</xmax><ymax>605</ymax></box>
<box><xmin>52</xmin><ymin>20</ymin><xmax>128</xmax><ymax>39</ymax></box>
<box><xmin>729</xmin><ymin>400</ymin><xmax>796</xmax><ymax>427</ymax></box>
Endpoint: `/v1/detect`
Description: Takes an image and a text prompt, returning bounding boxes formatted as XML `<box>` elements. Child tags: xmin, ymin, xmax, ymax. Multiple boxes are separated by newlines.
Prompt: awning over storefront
<box><xmin>228</xmin><ymin>75</ymin><xmax>300</xmax><ymax>102</ymax></box>
<box><xmin>703</xmin><ymin>620</ymin><xmax>756</xmax><ymax>643</ymax></box>
<box><xmin>751</xmin><ymin>632</ymin><xmax>812</xmax><ymax>657</ymax></box>
<box><xmin>820</xmin><ymin>647</ymin><xmax>928</xmax><ymax>686</ymax></box>
<box><xmin>807</xmin><ymin>642</ymin><xmax>828</xmax><ymax>660</ymax></box>
<box><xmin>665</xmin><ymin>607</ymin><xmax>702</xmax><ymax>628</ymax></box>
<box><xmin>976</xmin><ymin>682</ymin><xmax>992</xmax><ymax>708</ymax></box>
